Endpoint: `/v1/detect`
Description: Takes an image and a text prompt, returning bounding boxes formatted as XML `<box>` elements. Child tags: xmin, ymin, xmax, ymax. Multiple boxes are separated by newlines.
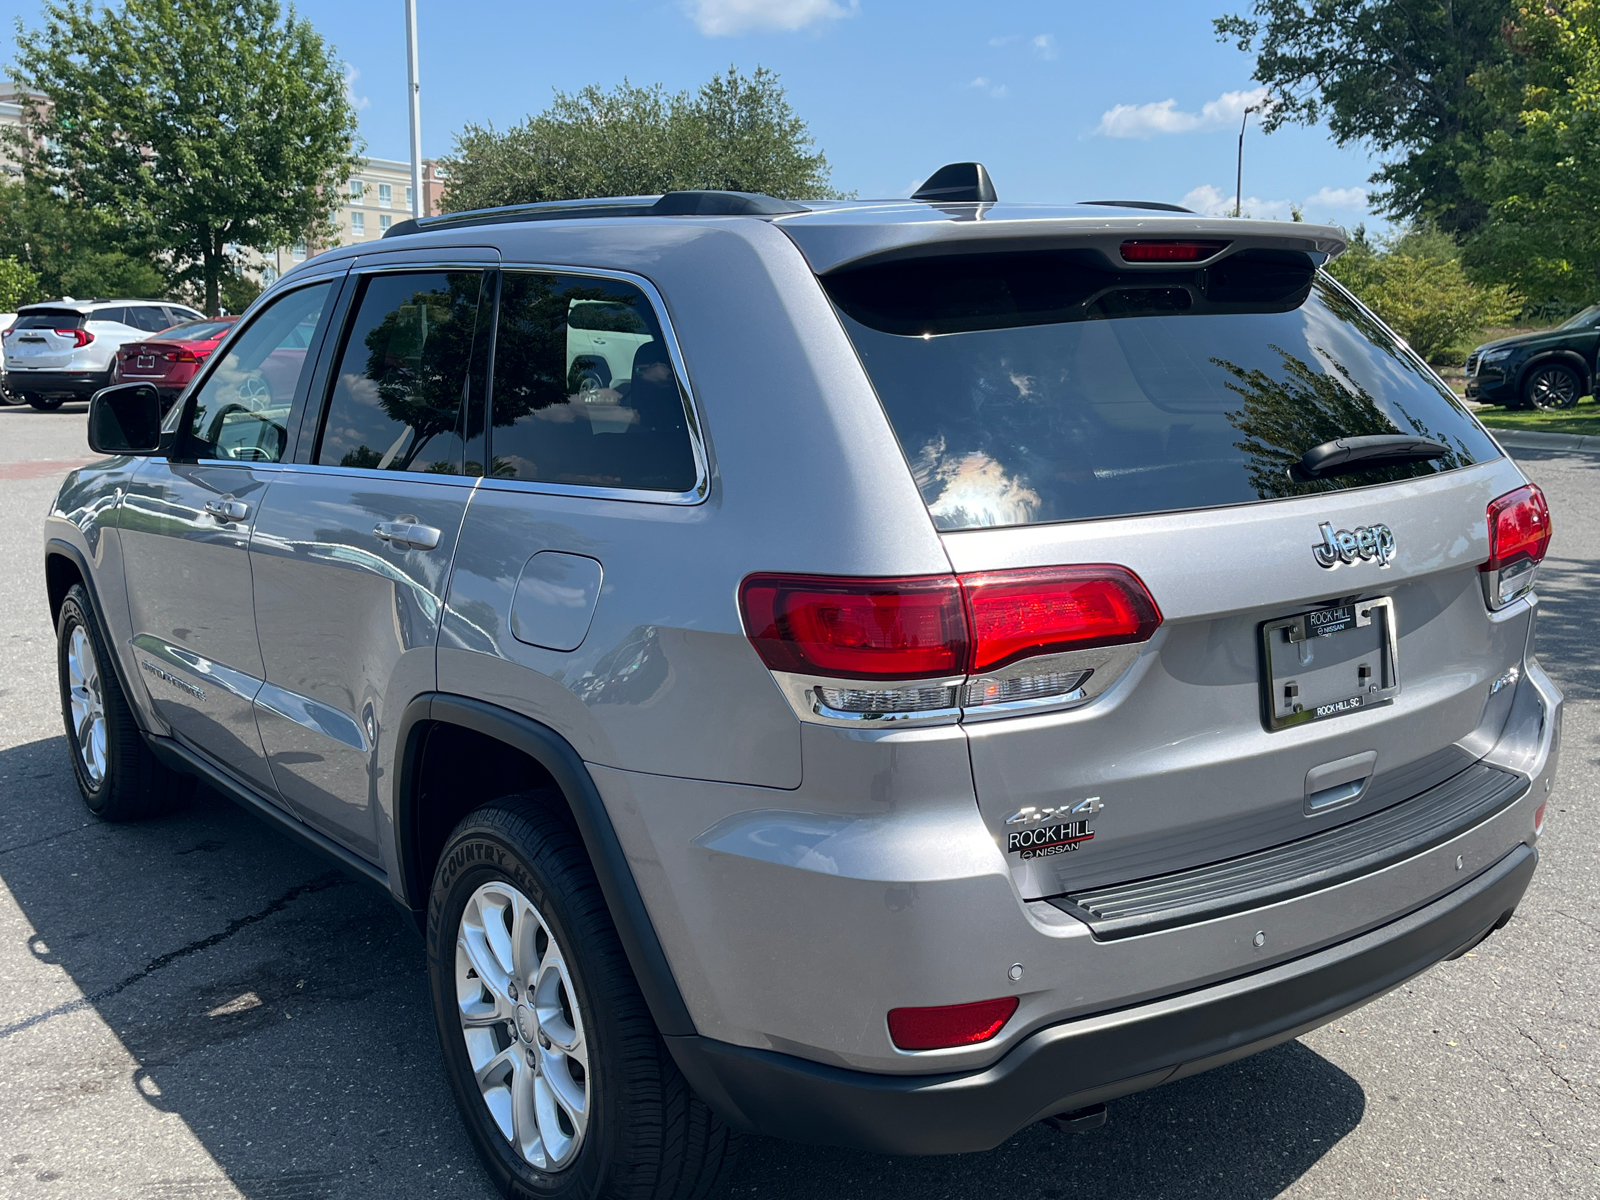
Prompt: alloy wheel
<box><xmin>66</xmin><ymin>624</ymin><xmax>108</xmax><ymax>786</ymax></box>
<box><xmin>1527</xmin><ymin>366</ymin><xmax>1580</xmax><ymax>410</ymax></box>
<box><xmin>456</xmin><ymin>881</ymin><xmax>591</xmax><ymax>1171</ymax></box>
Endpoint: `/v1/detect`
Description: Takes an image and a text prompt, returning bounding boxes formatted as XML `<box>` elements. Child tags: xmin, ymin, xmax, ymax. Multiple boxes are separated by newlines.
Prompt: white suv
<box><xmin>4</xmin><ymin>298</ymin><xmax>202</xmax><ymax>410</ymax></box>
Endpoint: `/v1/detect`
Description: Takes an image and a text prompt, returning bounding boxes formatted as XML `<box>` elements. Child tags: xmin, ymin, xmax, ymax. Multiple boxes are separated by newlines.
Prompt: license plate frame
<box><xmin>1259</xmin><ymin>597</ymin><xmax>1398</xmax><ymax>732</ymax></box>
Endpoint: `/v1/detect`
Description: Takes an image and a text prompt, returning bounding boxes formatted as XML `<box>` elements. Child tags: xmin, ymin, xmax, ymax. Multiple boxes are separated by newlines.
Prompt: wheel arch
<box><xmin>45</xmin><ymin>538</ymin><xmax>152</xmax><ymax>737</ymax></box>
<box><xmin>395</xmin><ymin>693</ymin><xmax>696</xmax><ymax>1037</ymax></box>
<box><xmin>1516</xmin><ymin>350</ymin><xmax>1590</xmax><ymax>397</ymax></box>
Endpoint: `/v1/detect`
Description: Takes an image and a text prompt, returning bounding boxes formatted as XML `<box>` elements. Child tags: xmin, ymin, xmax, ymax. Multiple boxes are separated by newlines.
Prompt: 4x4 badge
<box><xmin>1004</xmin><ymin>798</ymin><xmax>1103</xmax><ymax>860</ymax></box>
<box><xmin>1313</xmin><ymin>521</ymin><xmax>1395</xmax><ymax>569</ymax></box>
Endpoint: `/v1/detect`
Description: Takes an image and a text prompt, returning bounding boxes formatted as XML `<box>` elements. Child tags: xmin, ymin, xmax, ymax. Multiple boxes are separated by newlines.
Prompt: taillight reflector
<box><xmin>739</xmin><ymin>567</ymin><xmax>1161</xmax><ymax>682</ymax></box>
<box><xmin>889</xmin><ymin>997</ymin><xmax>1018</xmax><ymax>1050</ymax></box>
<box><xmin>962</xmin><ymin>566</ymin><xmax>1162</xmax><ymax>673</ymax></box>
<box><xmin>1483</xmin><ymin>484</ymin><xmax>1551</xmax><ymax>571</ymax></box>
<box><xmin>1534</xmin><ymin>801</ymin><xmax>1547</xmax><ymax>837</ymax></box>
<box><xmin>57</xmin><ymin>328</ymin><xmax>93</xmax><ymax>347</ymax></box>
<box><xmin>739</xmin><ymin>575</ymin><xmax>967</xmax><ymax>680</ymax></box>
<box><xmin>1120</xmin><ymin>240</ymin><xmax>1228</xmax><ymax>263</ymax></box>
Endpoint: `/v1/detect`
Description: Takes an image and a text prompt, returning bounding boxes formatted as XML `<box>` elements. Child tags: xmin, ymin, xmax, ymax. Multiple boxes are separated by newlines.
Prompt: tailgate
<box><xmin>946</xmin><ymin>460</ymin><xmax>1536</xmax><ymax>899</ymax></box>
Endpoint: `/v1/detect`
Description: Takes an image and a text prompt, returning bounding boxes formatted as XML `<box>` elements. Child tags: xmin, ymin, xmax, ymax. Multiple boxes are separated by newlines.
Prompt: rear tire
<box><xmin>28</xmin><ymin>395</ymin><xmax>64</xmax><ymax>411</ymax></box>
<box><xmin>428</xmin><ymin>794</ymin><xmax>739</xmax><ymax>1200</ymax></box>
<box><xmin>1522</xmin><ymin>362</ymin><xmax>1582</xmax><ymax>411</ymax></box>
<box><xmin>55</xmin><ymin>584</ymin><xmax>193</xmax><ymax>821</ymax></box>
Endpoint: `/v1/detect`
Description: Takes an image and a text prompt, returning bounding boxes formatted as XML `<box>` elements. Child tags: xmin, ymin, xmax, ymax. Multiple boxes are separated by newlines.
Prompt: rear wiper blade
<box><xmin>1294</xmin><ymin>434</ymin><xmax>1449</xmax><ymax>481</ymax></box>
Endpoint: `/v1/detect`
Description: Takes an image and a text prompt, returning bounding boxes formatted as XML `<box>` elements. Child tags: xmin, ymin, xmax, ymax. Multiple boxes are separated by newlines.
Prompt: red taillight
<box><xmin>162</xmin><ymin>349</ymin><xmax>202</xmax><ymax>362</ymax></box>
<box><xmin>56</xmin><ymin>328</ymin><xmax>93</xmax><ymax>347</ymax></box>
<box><xmin>961</xmin><ymin>566</ymin><xmax>1162</xmax><ymax>673</ymax></box>
<box><xmin>888</xmin><ymin>997</ymin><xmax>1018</xmax><ymax>1050</ymax></box>
<box><xmin>1484</xmin><ymin>484</ymin><xmax>1551</xmax><ymax>571</ymax></box>
<box><xmin>1120</xmin><ymin>240</ymin><xmax>1228</xmax><ymax>263</ymax></box>
<box><xmin>1534</xmin><ymin>801</ymin><xmax>1547</xmax><ymax>837</ymax></box>
<box><xmin>739</xmin><ymin>567</ymin><xmax>1161</xmax><ymax>682</ymax></box>
<box><xmin>739</xmin><ymin>575</ymin><xmax>967</xmax><ymax>680</ymax></box>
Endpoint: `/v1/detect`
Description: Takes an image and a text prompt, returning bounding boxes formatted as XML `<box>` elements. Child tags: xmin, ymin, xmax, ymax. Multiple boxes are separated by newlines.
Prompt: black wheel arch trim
<box><xmin>395</xmin><ymin>692</ymin><xmax>697</xmax><ymax>1038</ymax></box>
<box><xmin>1517</xmin><ymin>350</ymin><xmax>1589</xmax><ymax>394</ymax></box>
<box><xmin>44</xmin><ymin>537</ymin><xmax>151</xmax><ymax>736</ymax></box>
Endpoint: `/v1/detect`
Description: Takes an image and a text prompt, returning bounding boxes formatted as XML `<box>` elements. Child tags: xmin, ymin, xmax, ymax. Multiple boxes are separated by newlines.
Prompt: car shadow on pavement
<box><xmin>1531</xmin><ymin>553</ymin><xmax>1600</xmax><ymax>702</ymax></box>
<box><xmin>1</xmin><ymin>733</ymin><xmax>1361</xmax><ymax>1200</ymax></box>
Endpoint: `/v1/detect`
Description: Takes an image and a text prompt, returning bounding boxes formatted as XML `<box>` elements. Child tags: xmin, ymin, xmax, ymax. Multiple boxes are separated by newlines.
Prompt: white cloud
<box><xmin>1304</xmin><ymin>185</ymin><xmax>1368</xmax><ymax>209</ymax></box>
<box><xmin>343</xmin><ymin>63</ymin><xmax>370</xmax><ymax>112</ymax></box>
<box><xmin>1031</xmin><ymin>33</ymin><xmax>1057</xmax><ymax>60</ymax></box>
<box><xmin>685</xmin><ymin>0</ymin><xmax>856</xmax><ymax>35</ymax></box>
<box><xmin>1181</xmin><ymin>184</ymin><xmax>1292</xmax><ymax>221</ymax></box>
<box><xmin>968</xmin><ymin>76</ymin><xmax>1007</xmax><ymax>99</ymax></box>
<box><xmin>989</xmin><ymin>34</ymin><xmax>1020</xmax><ymax>46</ymax></box>
<box><xmin>1096</xmin><ymin>86</ymin><xmax>1271</xmax><ymax>139</ymax></box>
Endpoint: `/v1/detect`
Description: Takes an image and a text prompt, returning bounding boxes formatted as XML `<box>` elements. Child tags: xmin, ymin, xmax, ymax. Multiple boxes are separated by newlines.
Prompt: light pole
<box><xmin>1234</xmin><ymin>104</ymin><xmax>1260</xmax><ymax>219</ymax></box>
<box><xmin>406</xmin><ymin>0</ymin><xmax>423</xmax><ymax>219</ymax></box>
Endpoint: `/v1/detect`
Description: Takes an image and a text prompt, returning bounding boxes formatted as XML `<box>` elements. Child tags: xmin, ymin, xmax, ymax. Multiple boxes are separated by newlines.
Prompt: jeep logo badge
<box><xmin>1313</xmin><ymin>521</ymin><xmax>1395</xmax><ymax>569</ymax></box>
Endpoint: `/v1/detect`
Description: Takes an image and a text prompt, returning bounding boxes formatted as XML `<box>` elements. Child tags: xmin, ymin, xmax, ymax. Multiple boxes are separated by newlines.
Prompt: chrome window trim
<box><xmin>477</xmin><ymin>261</ymin><xmax>711</xmax><ymax>507</ymax></box>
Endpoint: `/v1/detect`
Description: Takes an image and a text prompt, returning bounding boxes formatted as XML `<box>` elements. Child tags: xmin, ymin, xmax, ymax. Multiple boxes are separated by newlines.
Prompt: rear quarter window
<box><xmin>823</xmin><ymin>249</ymin><xmax>1500</xmax><ymax>530</ymax></box>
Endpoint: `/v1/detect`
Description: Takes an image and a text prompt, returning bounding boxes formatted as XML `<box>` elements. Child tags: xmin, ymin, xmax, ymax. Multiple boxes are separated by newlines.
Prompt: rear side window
<box><xmin>187</xmin><ymin>281</ymin><xmax>332</xmax><ymax>462</ymax></box>
<box><xmin>314</xmin><ymin>270</ymin><xmax>487</xmax><ymax>476</ymax></box>
<box><xmin>125</xmin><ymin>305</ymin><xmax>172</xmax><ymax>332</ymax></box>
<box><xmin>17</xmin><ymin>311</ymin><xmax>83</xmax><ymax>330</ymax></box>
<box><xmin>823</xmin><ymin>250</ymin><xmax>1500</xmax><ymax>530</ymax></box>
<box><xmin>92</xmin><ymin>306</ymin><xmax>132</xmax><ymax>326</ymax></box>
<box><xmin>488</xmin><ymin>272</ymin><xmax>696</xmax><ymax>492</ymax></box>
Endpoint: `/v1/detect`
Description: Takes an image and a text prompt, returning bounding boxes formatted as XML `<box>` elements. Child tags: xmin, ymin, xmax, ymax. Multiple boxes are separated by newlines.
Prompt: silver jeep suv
<box><xmin>46</xmin><ymin>165</ymin><xmax>1560</xmax><ymax>1199</ymax></box>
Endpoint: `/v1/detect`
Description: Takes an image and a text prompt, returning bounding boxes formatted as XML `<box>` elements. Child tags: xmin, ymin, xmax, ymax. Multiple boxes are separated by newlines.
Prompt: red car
<box><xmin>112</xmin><ymin>316</ymin><xmax>239</xmax><ymax>407</ymax></box>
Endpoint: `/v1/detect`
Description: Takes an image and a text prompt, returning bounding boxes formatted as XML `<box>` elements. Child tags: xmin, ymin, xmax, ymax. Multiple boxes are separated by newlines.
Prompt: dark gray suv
<box><xmin>46</xmin><ymin>166</ymin><xmax>1560</xmax><ymax>1200</ymax></box>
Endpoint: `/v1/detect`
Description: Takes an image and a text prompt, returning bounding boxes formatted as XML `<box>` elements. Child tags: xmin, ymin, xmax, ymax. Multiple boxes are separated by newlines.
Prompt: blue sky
<box><xmin>0</xmin><ymin>0</ymin><xmax>1389</xmax><ymax>229</ymax></box>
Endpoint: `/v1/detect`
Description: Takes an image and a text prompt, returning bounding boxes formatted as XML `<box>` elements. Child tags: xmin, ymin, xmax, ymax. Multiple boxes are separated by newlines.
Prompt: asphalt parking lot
<box><xmin>1</xmin><ymin>402</ymin><xmax>1595</xmax><ymax>1200</ymax></box>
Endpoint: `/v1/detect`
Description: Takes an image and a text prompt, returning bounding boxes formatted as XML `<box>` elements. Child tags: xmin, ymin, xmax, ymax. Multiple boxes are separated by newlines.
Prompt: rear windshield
<box><xmin>161</xmin><ymin>320</ymin><xmax>234</xmax><ymax>340</ymax></box>
<box><xmin>823</xmin><ymin>249</ymin><xmax>1500</xmax><ymax>530</ymax></box>
<box><xmin>15</xmin><ymin>311</ymin><xmax>83</xmax><ymax>330</ymax></box>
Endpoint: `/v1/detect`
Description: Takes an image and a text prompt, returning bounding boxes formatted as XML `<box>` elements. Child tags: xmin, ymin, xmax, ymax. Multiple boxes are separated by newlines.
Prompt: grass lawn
<box><xmin>1472</xmin><ymin>395</ymin><xmax>1600</xmax><ymax>437</ymax></box>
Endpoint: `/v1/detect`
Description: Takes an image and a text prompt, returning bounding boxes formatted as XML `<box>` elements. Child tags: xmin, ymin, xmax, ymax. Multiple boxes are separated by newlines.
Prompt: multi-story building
<box><xmin>262</xmin><ymin>156</ymin><xmax>450</xmax><ymax>283</ymax></box>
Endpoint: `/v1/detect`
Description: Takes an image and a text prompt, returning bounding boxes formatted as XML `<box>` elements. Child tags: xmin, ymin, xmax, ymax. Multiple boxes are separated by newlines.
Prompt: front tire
<box><xmin>1522</xmin><ymin>363</ymin><xmax>1583</xmax><ymax>411</ymax></box>
<box><xmin>428</xmin><ymin>795</ymin><xmax>738</xmax><ymax>1200</ymax></box>
<box><xmin>55</xmin><ymin>584</ymin><xmax>192</xmax><ymax>820</ymax></box>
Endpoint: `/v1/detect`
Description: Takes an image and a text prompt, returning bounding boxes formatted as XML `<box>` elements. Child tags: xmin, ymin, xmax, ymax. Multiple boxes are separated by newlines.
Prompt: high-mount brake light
<box><xmin>1481</xmin><ymin>483</ymin><xmax>1551</xmax><ymax>608</ymax></box>
<box><xmin>1120</xmin><ymin>240</ymin><xmax>1228</xmax><ymax>263</ymax></box>
<box><xmin>57</xmin><ymin>328</ymin><xmax>93</xmax><ymax>348</ymax></box>
<box><xmin>739</xmin><ymin>567</ymin><xmax>1162</xmax><ymax>720</ymax></box>
<box><xmin>888</xmin><ymin>997</ymin><xmax>1018</xmax><ymax>1051</ymax></box>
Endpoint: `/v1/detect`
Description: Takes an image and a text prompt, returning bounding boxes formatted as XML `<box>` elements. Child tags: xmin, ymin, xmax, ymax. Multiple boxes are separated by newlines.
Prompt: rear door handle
<box><xmin>203</xmin><ymin>497</ymin><xmax>249</xmax><ymax>523</ymax></box>
<box><xmin>373</xmin><ymin>517</ymin><xmax>442</xmax><ymax>551</ymax></box>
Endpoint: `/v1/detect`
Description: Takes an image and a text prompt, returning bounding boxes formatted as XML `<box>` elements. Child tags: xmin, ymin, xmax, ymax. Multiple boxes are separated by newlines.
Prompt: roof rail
<box><xmin>383</xmin><ymin>189</ymin><xmax>809</xmax><ymax>239</ymax></box>
<box><xmin>1078</xmin><ymin>200</ymin><xmax>1196</xmax><ymax>214</ymax></box>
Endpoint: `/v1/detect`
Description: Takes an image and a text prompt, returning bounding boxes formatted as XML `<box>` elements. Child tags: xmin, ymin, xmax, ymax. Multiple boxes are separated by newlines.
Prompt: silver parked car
<box><xmin>46</xmin><ymin>164</ymin><xmax>1560</xmax><ymax>1199</ymax></box>
<box><xmin>6</xmin><ymin>297</ymin><xmax>204</xmax><ymax>409</ymax></box>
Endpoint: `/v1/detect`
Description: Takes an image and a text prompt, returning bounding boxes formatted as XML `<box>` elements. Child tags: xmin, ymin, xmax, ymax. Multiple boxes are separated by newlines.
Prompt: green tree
<box><xmin>0</xmin><ymin>255</ymin><xmax>38</xmax><ymax>310</ymax></box>
<box><xmin>1462</xmin><ymin>1</ymin><xmax>1600</xmax><ymax>307</ymax></box>
<box><xmin>1327</xmin><ymin>225</ymin><xmax>1522</xmax><ymax>361</ymax></box>
<box><xmin>441</xmin><ymin>66</ymin><xmax>841</xmax><ymax>211</ymax></box>
<box><xmin>0</xmin><ymin>178</ymin><xmax>166</xmax><ymax>300</ymax></box>
<box><xmin>9</xmin><ymin>0</ymin><xmax>362</xmax><ymax>314</ymax></box>
<box><xmin>1214</xmin><ymin>1</ymin><xmax>1519</xmax><ymax>234</ymax></box>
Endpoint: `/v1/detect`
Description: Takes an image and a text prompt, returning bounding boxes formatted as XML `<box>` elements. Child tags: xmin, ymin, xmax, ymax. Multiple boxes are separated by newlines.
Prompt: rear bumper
<box><xmin>668</xmin><ymin>842</ymin><xmax>1536</xmax><ymax>1154</ymax></box>
<box><xmin>5</xmin><ymin>369</ymin><xmax>105</xmax><ymax>397</ymax></box>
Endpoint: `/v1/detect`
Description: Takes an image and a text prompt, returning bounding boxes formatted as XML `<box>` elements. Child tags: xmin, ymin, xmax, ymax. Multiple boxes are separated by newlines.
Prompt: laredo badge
<box><xmin>1003</xmin><ymin>798</ymin><xmax>1102</xmax><ymax>860</ymax></box>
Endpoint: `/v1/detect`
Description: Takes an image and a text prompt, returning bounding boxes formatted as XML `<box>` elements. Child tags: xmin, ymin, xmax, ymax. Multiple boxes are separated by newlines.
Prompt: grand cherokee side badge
<box><xmin>1313</xmin><ymin>521</ymin><xmax>1395</xmax><ymax>569</ymax></box>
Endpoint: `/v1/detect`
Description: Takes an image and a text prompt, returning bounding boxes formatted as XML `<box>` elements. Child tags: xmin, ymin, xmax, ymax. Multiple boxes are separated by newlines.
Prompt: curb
<box><xmin>1485</xmin><ymin>429</ymin><xmax>1600</xmax><ymax>455</ymax></box>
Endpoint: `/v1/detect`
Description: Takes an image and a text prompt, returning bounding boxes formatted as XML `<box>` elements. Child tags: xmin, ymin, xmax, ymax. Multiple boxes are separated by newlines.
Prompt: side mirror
<box><xmin>87</xmin><ymin>383</ymin><xmax>163</xmax><ymax>455</ymax></box>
